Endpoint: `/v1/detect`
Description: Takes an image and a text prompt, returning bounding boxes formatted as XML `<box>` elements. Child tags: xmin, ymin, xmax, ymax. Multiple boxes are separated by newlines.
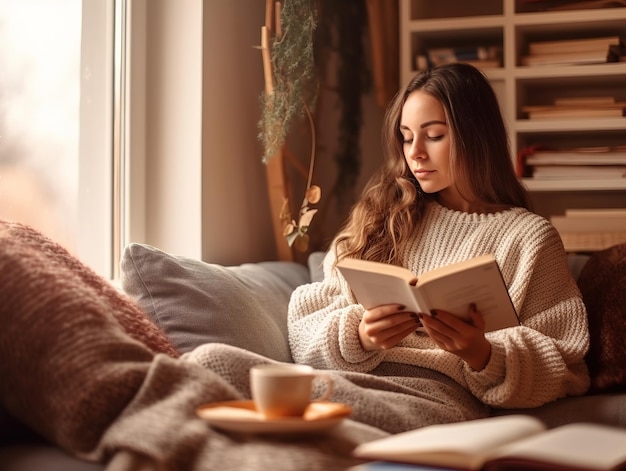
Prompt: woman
<box><xmin>287</xmin><ymin>63</ymin><xmax>590</xmax><ymax>431</ymax></box>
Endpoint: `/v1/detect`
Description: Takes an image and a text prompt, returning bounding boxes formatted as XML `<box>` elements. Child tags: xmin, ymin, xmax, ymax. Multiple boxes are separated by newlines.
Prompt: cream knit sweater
<box><xmin>288</xmin><ymin>202</ymin><xmax>590</xmax><ymax>409</ymax></box>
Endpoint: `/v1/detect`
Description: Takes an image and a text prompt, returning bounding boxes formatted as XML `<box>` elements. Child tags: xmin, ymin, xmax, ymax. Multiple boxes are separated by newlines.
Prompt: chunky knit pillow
<box><xmin>0</xmin><ymin>220</ymin><xmax>179</xmax><ymax>358</ymax></box>
<box><xmin>577</xmin><ymin>243</ymin><xmax>626</xmax><ymax>393</ymax></box>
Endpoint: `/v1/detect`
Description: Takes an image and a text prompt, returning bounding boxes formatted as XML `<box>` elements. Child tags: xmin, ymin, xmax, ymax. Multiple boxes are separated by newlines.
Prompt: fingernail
<box><xmin>410</xmin><ymin>313</ymin><xmax>419</xmax><ymax>319</ymax></box>
<box><xmin>397</xmin><ymin>305</ymin><xmax>406</xmax><ymax>311</ymax></box>
<box><xmin>430</xmin><ymin>309</ymin><xmax>438</xmax><ymax>317</ymax></box>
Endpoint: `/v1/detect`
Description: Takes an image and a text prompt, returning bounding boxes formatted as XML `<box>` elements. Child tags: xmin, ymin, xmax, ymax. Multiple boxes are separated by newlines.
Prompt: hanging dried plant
<box><xmin>258</xmin><ymin>0</ymin><xmax>318</xmax><ymax>164</ymax></box>
<box><xmin>258</xmin><ymin>0</ymin><xmax>321</xmax><ymax>252</ymax></box>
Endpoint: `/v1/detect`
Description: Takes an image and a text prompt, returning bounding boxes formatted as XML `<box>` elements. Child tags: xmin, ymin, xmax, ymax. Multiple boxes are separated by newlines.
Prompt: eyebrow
<box><xmin>399</xmin><ymin>120</ymin><xmax>446</xmax><ymax>131</ymax></box>
<box><xmin>420</xmin><ymin>120</ymin><xmax>446</xmax><ymax>129</ymax></box>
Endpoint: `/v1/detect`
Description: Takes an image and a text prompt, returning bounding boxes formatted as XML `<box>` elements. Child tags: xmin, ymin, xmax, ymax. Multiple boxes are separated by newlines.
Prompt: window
<box><xmin>0</xmin><ymin>0</ymin><xmax>116</xmax><ymax>277</ymax></box>
<box><xmin>0</xmin><ymin>0</ymin><xmax>81</xmax><ymax>249</ymax></box>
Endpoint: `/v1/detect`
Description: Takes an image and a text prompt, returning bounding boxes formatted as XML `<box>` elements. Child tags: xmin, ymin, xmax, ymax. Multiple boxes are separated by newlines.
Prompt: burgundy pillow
<box><xmin>0</xmin><ymin>220</ymin><xmax>179</xmax><ymax>358</ymax></box>
<box><xmin>577</xmin><ymin>243</ymin><xmax>626</xmax><ymax>393</ymax></box>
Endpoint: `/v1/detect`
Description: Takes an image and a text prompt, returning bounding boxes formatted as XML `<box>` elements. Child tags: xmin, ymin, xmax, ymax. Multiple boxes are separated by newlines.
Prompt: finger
<box><xmin>365</xmin><ymin>318</ymin><xmax>417</xmax><ymax>346</ymax></box>
<box><xmin>419</xmin><ymin>311</ymin><xmax>459</xmax><ymax>337</ymax></box>
<box><xmin>468</xmin><ymin>303</ymin><xmax>486</xmax><ymax>331</ymax></box>
<box><xmin>364</xmin><ymin>312</ymin><xmax>419</xmax><ymax>334</ymax></box>
<box><xmin>421</xmin><ymin>309</ymin><xmax>478</xmax><ymax>337</ymax></box>
<box><xmin>365</xmin><ymin>316</ymin><xmax>419</xmax><ymax>342</ymax></box>
<box><xmin>378</xmin><ymin>323</ymin><xmax>421</xmax><ymax>349</ymax></box>
<box><xmin>364</xmin><ymin>304</ymin><xmax>410</xmax><ymax>322</ymax></box>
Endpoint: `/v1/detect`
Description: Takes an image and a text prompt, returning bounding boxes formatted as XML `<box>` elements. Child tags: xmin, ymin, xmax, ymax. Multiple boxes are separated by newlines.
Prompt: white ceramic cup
<box><xmin>250</xmin><ymin>364</ymin><xmax>333</xmax><ymax>418</ymax></box>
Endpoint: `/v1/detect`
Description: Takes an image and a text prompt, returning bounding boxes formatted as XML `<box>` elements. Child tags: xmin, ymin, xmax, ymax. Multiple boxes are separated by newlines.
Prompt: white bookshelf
<box><xmin>399</xmin><ymin>0</ymin><xmax>626</xmax><ymax>218</ymax></box>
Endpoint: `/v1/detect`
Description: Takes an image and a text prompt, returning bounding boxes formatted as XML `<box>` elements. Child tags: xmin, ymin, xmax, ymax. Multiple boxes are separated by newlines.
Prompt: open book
<box><xmin>352</xmin><ymin>415</ymin><xmax>626</xmax><ymax>471</ymax></box>
<box><xmin>336</xmin><ymin>254</ymin><xmax>519</xmax><ymax>333</ymax></box>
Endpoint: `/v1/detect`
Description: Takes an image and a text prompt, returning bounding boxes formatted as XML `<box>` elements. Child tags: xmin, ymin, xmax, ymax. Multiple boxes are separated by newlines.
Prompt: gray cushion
<box><xmin>120</xmin><ymin>243</ymin><xmax>310</xmax><ymax>363</ymax></box>
<box><xmin>308</xmin><ymin>251</ymin><xmax>327</xmax><ymax>283</ymax></box>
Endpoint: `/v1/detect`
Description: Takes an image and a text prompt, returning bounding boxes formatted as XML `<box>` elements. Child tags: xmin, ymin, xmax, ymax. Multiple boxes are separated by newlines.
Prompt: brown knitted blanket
<box><xmin>0</xmin><ymin>221</ymin><xmax>385</xmax><ymax>471</ymax></box>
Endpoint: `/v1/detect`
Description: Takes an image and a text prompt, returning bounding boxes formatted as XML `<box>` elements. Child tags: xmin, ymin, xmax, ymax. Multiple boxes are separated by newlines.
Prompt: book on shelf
<box><xmin>551</xmin><ymin>210</ymin><xmax>626</xmax><ymax>252</ymax></box>
<box><xmin>349</xmin><ymin>462</ymin><xmax>443</xmax><ymax>471</ymax></box>
<box><xmin>522</xmin><ymin>106</ymin><xmax>625</xmax><ymax>120</ymax></box>
<box><xmin>352</xmin><ymin>415</ymin><xmax>626</xmax><ymax>471</ymax></box>
<box><xmin>528</xmin><ymin>36</ymin><xmax>623</xmax><ymax>55</ymax></box>
<box><xmin>336</xmin><ymin>254</ymin><xmax>519</xmax><ymax>333</ymax></box>
<box><xmin>415</xmin><ymin>55</ymin><xmax>500</xmax><ymax>71</ymax></box>
<box><xmin>426</xmin><ymin>46</ymin><xmax>502</xmax><ymax>66</ymax></box>
<box><xmin>526</xmin><ymin>150</ymin><xmax>626</xmax><ymax>166</ymax></box>
<box><xmin>532</xmin><ymin>165</ymin><xmax>626</xmax><ymax>179</ymax></box>
<box><xmin>527</xmin><ymin>0</ymin><xmax>626</xmax><ymax>11</ymax></box>
<box><xmin>557</xmin><ymin>232</ymin><xmax>626</xmax><ymax>252</ymax></box>
<box><xmin>551</xmin><ymin>213</ymin><xmax>626</xmax><ymax>232</ymax></box>
<box><xmin>553</xmin><ymin>96</ymin><xmax>617</xmax><ymax>106</ymax></box>
<box><xmin>565</xmin><ymin>207</ymin><xmax>626</xmax><ymax>218</ymax></box>
<box><xmin>521</xmin><ymin>46</ymin><xmax>621</xmax><ymax>66</ymax></box>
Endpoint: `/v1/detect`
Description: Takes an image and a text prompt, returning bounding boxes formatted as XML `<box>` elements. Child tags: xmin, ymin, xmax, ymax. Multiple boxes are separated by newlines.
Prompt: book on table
<box><xmin>352</xmin><ymin>415</ymin><xmax>626</xmax><ymax>471</ymax></box>
<box><xmin>336</xmin><ymin>254</ymin><xmax>519</xmax><ymax>333</ymax></box>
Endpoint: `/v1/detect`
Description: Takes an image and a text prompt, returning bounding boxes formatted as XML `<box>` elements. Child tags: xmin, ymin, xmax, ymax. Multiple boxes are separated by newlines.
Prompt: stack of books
<box><xmin>520</xmin><ymin>144</ymin><xmax>626</xmax><ymax>180</ymax></box>
<box><xmin>414</xmin><ymin>45</ymin><xmax>502</xmax><ymax>71</ymax></box>
<box><xmin>551</xmin><ymin>208</ymin><xmax>626</xmax><ymax>252</ymax></box>
<box><xmin>522</xmin><ymin>96</ymin><xmax>626</xmax><ymax>120</ymax></box>
<box><xmin>520</xmin><ymin>0</ymin><xmax>626</xmax><ymax>12</ymax></box>
<box><xmin>521</xmin><ymin>35</ymin><xmax>624</xmax><ymax>66</ymax></box>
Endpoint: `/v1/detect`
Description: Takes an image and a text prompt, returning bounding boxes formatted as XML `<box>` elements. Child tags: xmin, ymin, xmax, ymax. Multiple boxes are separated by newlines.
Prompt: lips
<box><xmin>414</xmin><ymin>168</ymin><xmax>434</xmax><ymax>177</ymax></box>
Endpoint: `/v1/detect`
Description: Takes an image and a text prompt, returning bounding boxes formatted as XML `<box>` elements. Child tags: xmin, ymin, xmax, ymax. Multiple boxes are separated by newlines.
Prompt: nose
<box><xmin>407</xmin><ymin>140</ymin><xmax>426</xmax><ymax>160</ymax></box>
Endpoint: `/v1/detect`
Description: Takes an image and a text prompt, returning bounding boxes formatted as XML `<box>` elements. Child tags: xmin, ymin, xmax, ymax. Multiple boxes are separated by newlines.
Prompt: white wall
<box><xmin>143</xmin><ymin>0</ymin><xmax>204</xmax><ymax>260</ymax></box>
<box><xmin>127</xmin><ymin>0</ymin><xmax>385</xmax><ymax>265</ymax></box>
<box><xmin>201</xmin><ymin>0</ymin><xmax>274</xmax><ymax>264</ymax></box>
<box><xmin>128</xmin><ymin>0</ymin><xmax>273</xmax><ymax>265</ymax></box>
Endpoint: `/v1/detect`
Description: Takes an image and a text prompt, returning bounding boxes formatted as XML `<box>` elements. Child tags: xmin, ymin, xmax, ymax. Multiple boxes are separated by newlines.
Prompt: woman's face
<box><xmin>400</xmin><ymin>90</ymin><xmax>466</xmax><ymax>210</ymax></box>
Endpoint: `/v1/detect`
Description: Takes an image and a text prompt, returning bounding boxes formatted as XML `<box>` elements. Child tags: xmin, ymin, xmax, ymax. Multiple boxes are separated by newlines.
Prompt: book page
<box><xmin>336</xmin><ymin>259</ymin><xmax>422</xmax><ymax>313</ymax></box>
<box><xmin>485</xmin><ymin>423</ymin><xmax>626</xmax><ymax>471</ymax></box>
<box><xmin>416</xmin><ymin>255</ymin><xmax>519</xmax><ymax>332</ymax></box>
<box><xmin>353</xmin><ymin>415</ymin><xmax>545</xmax><ymax>470</ymax></box>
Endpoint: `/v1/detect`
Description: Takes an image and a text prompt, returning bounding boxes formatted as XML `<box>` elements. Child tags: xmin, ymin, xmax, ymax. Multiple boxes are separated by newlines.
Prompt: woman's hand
<box><xmin>359</xmin><ymin>304</ymin><xmax>421</xmax><ymax>351</ymax></box>
<box><xmin>419</xmin><ymin>303</ymin><xmax>492</xmax><ymax>371</ymax></box>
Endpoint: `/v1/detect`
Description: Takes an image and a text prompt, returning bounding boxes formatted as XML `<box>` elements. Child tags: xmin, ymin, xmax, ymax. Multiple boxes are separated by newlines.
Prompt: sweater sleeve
<box><xmin>287</xmin><ymin>250</ymin><xmax>386</xmax><ymax>371</ymax></box>
<box><xmin>463</xmin><ymin>223</ymin><xmax>590</xmax><ymax>408</ymax></box>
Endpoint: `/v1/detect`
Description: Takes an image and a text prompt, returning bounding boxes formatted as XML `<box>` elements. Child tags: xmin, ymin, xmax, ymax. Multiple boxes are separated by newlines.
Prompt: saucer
<box><xmin>196</xmin><ymin>400</ymin><xmax>351</xmax><ymax>434</ymax></box>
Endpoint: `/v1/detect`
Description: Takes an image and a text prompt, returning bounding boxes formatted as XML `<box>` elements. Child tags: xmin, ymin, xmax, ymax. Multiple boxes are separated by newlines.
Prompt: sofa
<box><xmin>1</xmin><ymin>230</ymin><xmax>625</xmax><ymax>470</ymax></box>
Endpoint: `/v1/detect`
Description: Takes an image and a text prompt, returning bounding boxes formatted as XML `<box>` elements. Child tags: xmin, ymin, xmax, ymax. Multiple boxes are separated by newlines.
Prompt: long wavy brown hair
<box><xmin>335</xmin><ymin>63</ymin><xmax>530</xmax><ymax>265</ymax></box>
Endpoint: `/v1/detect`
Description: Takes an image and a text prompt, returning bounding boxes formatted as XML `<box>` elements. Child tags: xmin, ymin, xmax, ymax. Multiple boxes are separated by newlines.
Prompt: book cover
<box><xmin>352</xmin><ymin>415</ymin><xmax>626</xmax><ymax>471</ymax></box>
<box><xmin>336</xmin><ymin>254</ymin><xmax>519</xmax><ymax>333</ymax></box>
